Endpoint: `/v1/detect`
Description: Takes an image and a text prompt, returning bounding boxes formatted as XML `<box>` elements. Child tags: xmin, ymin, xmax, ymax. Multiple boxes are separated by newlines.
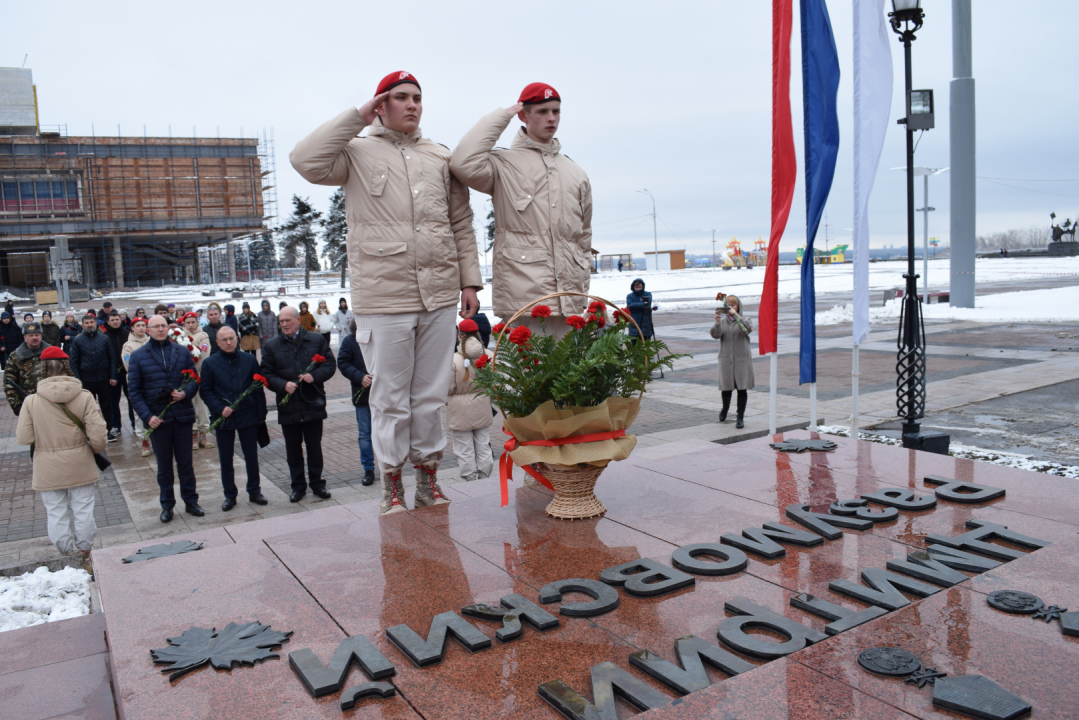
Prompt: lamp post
<box><xmin>889</xmin><ymin>0</ymin><xmax>949</xmax><ymax>453</ymax></box>
<box><xmin>638</xmin><ymin>189</ymin><xmax>658</xmax><ymax>271</ymax></box>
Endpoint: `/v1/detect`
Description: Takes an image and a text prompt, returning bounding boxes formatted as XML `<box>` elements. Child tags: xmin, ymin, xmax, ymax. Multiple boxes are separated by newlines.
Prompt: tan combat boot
<box><xmin>199</xmin><ymin>432</ymin><xmax>215</xmax><ymax>449</ymax></box>
<box><xmin>379</xmin><ymin>466</ymin><xmax>408</xmax><ymax>516</ymax></box>
<box><xmin>413</xmin><ymin>462</ymin><xmax>450</xmax><ymax>508</ymax></box>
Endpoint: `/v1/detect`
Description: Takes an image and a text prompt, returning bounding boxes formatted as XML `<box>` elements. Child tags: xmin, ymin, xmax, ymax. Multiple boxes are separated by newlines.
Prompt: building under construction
<box><xmin>0</xmin><ymin>67</ymin><xmax>277</xmax><ymax>297</ymax></box>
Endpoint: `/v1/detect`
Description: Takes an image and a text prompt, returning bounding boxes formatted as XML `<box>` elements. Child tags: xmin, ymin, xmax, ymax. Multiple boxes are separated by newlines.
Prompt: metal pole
<box><xmin>950</xmin><ymin>0</ymin><xmax>976</xmax><ymax>307</ymax></box>
<box><xmin>768</xmin><ymin>352</ymin><xmax>778</xmax><ymax>436</ymax></box>
<box><xmin>712</xmin><ymin>230</ymin><xmax>717</xmax><ymax>269</ymax></box>
<box><xmin>851</xmin><ymin>346</ymin><xmax>859</xmax><ymax>437</ymax></box>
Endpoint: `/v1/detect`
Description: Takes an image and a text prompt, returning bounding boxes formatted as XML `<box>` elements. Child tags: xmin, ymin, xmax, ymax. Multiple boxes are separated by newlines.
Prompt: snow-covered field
<box><xmin>817</xmin><ymin>284</ymin><xmax>1079</xmax><ymax>325</ymax></box>
<box><xmin>0</xmin><ymin>566</ymin><xmax>92</xmax><ymax>633</ymax></box>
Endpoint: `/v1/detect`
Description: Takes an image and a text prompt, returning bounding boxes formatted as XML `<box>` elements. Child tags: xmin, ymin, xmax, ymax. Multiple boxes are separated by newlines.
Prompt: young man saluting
<box><xmin>451</xmin><ymin>83</ymin><xmax>592</xmax><ymax>337</ymax></box>
<box><xmin>290</xmin><ymin>71</ymin><xmax>482</xmax><ymax>515</ymax></box>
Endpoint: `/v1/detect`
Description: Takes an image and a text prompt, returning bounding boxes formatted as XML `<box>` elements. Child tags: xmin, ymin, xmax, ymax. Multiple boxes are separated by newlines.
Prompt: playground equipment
<box><xmin>723</xmin><ymin>237</ymin><xmax>747</xmax><ymax>269</ymax></box>
<box><xmin>747</xmin><ymin>236</ymin><xmax>768</xmax><ymax>266</ymax></box>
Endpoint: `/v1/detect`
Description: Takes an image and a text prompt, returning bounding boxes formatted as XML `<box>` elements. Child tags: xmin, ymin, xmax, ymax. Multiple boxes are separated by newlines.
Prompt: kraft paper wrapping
<box><xmin>503</xmin><ymin>397</ymin><xmax>640</xmax><ymax>469</ymax></box>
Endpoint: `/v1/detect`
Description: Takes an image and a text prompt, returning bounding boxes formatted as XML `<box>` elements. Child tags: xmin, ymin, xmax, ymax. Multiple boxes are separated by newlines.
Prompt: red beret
<box><xmin>376</xmin><ymin>71</ymin><xmax>420</xmax><ymax>96</ymax></box>
<box><xmin>180</xmin><ymin>312</ymin><xmax>198</xmax><ymax>322</ymax></box>
<box><xmin>519</xmin><ymin>82</ymin><xmax>560</xmax><ymax>105</ymax></box>
<box><xmin>458</xmin><ymin>319</ymin><xmax>479</xmax><ymax>333</ymax></box>
<box><xmin>41</xmin><ymin>346</ymin><xmax>68</xmax><ymax>360</ymax></box>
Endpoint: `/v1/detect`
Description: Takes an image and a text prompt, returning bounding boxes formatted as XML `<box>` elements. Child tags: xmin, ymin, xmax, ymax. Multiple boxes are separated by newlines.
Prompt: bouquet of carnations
<box><xmin>279</xmin><ymin>354</ymin><xmax>326</xmax><ymax>405</ymax></box>
<box><xmin>208</xmin><ymin>374</ymin><xmax>269</xmax><ymax>431</ymax></box>
<box><xmin>142</xmin><ymin>368</ymin><xmax>200</xmax><ymax>439</ymax></box>
<box><xmin>471</xmin><ymin>294</ymin><xmax>684</xmax><ymax>518</ymax></box>
<box><xmin>167</xmin><ymin>327</ymin><xmax>202</xmax><ymax>362</ymax></box>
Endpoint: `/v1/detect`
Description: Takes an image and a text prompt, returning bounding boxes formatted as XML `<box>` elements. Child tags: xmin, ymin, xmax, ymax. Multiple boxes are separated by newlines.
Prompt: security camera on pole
<box><xmin>889</xmin><ymin>0</ymin><xmax>949</xmax><ymax>454</ymax></box>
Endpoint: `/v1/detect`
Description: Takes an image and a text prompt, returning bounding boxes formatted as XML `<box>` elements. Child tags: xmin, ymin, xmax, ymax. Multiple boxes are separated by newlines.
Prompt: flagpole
<box><xmin>769</xmin><ymin>352</ymin><xmax>778</xmax><ymax>435</ymax></box>
<box><xmin>851</xmin><ymin>345</ymin><xmax>860</xmax><ymax>436</ymax></box>
<box><xmin>809</xmin><ymin>382</ymin><xmax>817</xmax><ymax>430</ymax></box>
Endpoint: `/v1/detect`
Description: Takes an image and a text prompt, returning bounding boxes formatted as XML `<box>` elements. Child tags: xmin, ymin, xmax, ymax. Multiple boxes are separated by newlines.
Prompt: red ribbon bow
<box><xmin>499</xmin><ymin>429</ymin><xmax>627</xmax><ymax>507</ymax></box>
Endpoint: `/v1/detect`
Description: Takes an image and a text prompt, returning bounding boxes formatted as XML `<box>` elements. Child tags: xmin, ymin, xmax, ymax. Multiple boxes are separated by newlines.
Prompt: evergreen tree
<box><xmin>248</xmin><ymin>232</ymin><xmax>277</xmax><ymax>276</ymax></box>
<box><xmin>484</xmin><ymin>202</ymin><xmax>496</xmax><ymax>252</ymax></box>
<box><xmin>277</xmin><ymin>195</ymin><xmax>322</xmax><ymax>289</ymax></box>
<box><xmin>321</xmin><ymin>188</ymin><xmax>348</xmax><ymax>289</ymax></box>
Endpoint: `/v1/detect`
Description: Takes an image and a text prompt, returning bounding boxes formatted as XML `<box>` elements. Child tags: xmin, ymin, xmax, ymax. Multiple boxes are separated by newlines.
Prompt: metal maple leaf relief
<box><xmin>769</xmin><ymin>439</ymin><xmax>837</xmax><ymax>453</ymax></box>
<box><xmin>151</xmin><ymin>621</ymin><xmax>293</xmax><ymax>681</ymax></box>
<box><xmin>122</xmin><ymin>540</ymin><xmax>203</xmax><ymax>563</ymax></box>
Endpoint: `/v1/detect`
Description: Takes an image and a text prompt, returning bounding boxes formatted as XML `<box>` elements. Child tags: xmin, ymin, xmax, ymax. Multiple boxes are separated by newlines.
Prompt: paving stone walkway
<box><xmin>3</xmin><ymin>276</ymin><xmax>1079</xmax><ymax>569</ymax></box>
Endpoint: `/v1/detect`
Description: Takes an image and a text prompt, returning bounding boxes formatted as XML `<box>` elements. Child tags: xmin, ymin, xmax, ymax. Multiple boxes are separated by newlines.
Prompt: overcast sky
<box><xmin>4</xmin><ymin>0</ymin><xmax>1076</xmax><ymax>258</ymax></box>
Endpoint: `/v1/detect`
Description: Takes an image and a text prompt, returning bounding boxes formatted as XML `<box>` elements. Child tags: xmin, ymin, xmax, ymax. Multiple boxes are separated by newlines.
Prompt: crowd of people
<box><xmin>5</xmin><ymin>70</ymin><xmax>758</xmax><ymax>573</ymax></box>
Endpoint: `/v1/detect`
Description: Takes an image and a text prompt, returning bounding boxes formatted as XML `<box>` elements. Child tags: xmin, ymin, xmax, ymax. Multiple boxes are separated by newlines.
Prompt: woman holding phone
<box><xmin>710</xmin><ymin>293</ymin><xmax>755</xmax><ymax>428</ymax></box>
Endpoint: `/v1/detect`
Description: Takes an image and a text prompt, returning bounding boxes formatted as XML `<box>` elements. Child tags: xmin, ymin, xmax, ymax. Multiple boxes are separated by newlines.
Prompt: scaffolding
<box><xmin>0</xmin><ymin>122</ymin><xmax>278</xmax><ymax>303</ymax></box>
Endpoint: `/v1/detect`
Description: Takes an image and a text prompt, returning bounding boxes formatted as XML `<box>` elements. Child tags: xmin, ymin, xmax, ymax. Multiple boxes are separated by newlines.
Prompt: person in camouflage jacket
<box><xmin>4</xmin><ymin>322</ymin><xmax>50</xmax><ymax>415</ymax></box>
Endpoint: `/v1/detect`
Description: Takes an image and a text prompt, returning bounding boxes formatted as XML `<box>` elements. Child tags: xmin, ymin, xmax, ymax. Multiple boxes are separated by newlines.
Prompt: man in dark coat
<box><xmin>204</xmin><ymin>304</ymin><xmax>225</xmax><ymax>354</ymax></box>
<box><xmin>103</xmin><ymin>311</ymin><xmax>133</xmax><ymax>439</ymax></box>
<box><xmin>338</xmin><ymin>319</ymin><xmax>375</xmax><ymax>486</ymax></box>
<box><xmin>223</xmin><ymin>304</ymin><xmax>239</xmax><ymax>334</ymax></box>
<box><xmin>0</xmin><ymin>311</ymin><xmax>23</xmax><ymax>370</ymax></box>
<box><xmin>260</xmin><ymin>306</ymin><xmax>336</xmax><ymax>502</ymax></box>
<box><xmin>68</xmin><ymin>312</ymin><xmax>117</xmax><ymax>435</ymax></box>
<box><xmin>626</xmin><ymin>278</ymin><xmax>655</xmax><ymax>340</ymax></box>
<box><xmin>200</xmin><ymin>325</ymin><xmax>268</xmax><ymax>511</ymax></box>
<box><xmin>128</xmin><ymin>314</ymin><xmax>202</xmax><ymax>522</ymax></box>
<box><xmin>3</xmin><ymin>322</ymin><xmax>49</xmax><ymax>415</ymax></box>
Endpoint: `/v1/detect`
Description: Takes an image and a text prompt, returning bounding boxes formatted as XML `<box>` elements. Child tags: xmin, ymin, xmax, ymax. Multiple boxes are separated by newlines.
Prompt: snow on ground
<box><xmin>817</xmin><ymin>425</ymin><xmax>1079</xmax><ymax>479</ymax></box>
<box><xmin>0</xmin><ymin>566</ymin><xmax>92</xmax><ymax>633</ymax></box>
<box><xmin>817</xmin><ymin>284</ymin><xmax>1079</xmax><ymax>325</ymax></box>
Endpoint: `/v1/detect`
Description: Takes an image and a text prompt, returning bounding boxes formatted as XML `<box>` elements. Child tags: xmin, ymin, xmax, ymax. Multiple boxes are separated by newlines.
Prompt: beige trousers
<box><xmin>356</xmin><ymin>306</ymin><xmax>456</xmax><ymax>472</ymax></box>
<box><xmin>194</xmin><ymin>392</ymin><xmax>210</xmax><ymax>433</ymax></box>
<box><xmin>450</xmin><ymin>427</ymin><xmax>494</xmax><ymax>482</ymax></box>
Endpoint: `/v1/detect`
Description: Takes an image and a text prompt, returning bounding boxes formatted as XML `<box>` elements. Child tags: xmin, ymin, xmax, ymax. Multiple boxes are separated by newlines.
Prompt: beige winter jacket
<box><xmin>451</xmin><ymin>109</ymin><xmax>592</xmax><ymax>318</ymax></box>
<box><xmin>290</xmin><ymin>109</ymin><xmax>482</xmax><ymax>315</ymax></box>
<box><xmin>446</xmin><ymin>345</ymin><xmax>494</xmax><ymax>432</ymax></box>
<box><xmin>121</xmin><ymin>333</ymin><xmax>150</xmax><ymax>371</ymax></box>
<box><xmin>187</xmin><ymin>330</ymin><xmax>209</xmax><ymax>371</ymax></box>
<box><xmin>16</xmin><ymin>375</ymin><xmax>108</xmax><ymax>491</ymax></box>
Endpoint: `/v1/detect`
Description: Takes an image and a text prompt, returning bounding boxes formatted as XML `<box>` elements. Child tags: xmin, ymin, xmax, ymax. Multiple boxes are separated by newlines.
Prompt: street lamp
<box><xmin>889</xmin><ymin>0</ymin><xmax>949</xmax><ymax>454</ymax></box>
<box><xmin>638</xmin><ymin>189</ymin><xmax>658</xmax><ymax>271</ymax></box>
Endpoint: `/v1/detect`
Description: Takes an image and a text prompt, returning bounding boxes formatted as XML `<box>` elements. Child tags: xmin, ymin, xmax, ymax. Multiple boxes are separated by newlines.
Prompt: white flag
<box><xmin>852</xmin><ymin>0</ymin><xmax>893</xmax><ymax>346</ymax></box>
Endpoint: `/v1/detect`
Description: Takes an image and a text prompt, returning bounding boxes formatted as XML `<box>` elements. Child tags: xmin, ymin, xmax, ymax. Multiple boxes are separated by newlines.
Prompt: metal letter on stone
<box><xmin>288</xmin><ymin>635</ymin><xmax>394</xmax><ymax>697</ymax></box>
<box><xmin>122</xmin><ymin>540</ymin><xmax>203</xmax><ymax>563</ymax></box>
<box><xmin>925</xmin><ymin>520</ymin><xmax>1050</xmax><ymax>562</ymax></box>
<box><xmin>791</xmin><ymin>593</ymin><xmax>888</xmax><ymax>636</ymax></box>
<box><xmin>600</xmin><ymin>558</ymin><xmax>696</xmax><ymax>597</ymax></box>
<box><xmin>630</xmin><ymin>635</ymin><xmax>755</xmax><ymax>695</ymax></box>
<box><xmin>716</xmin><ymin>598</ymin><xmax>827</xmax><ymax>660</ymax></box>
<box><xmin>857</xmin><ymin>647</ymin><xmax>1032</xmax><ymax>720</ymax></box>
<box><xmin>785</xmin><ymin>503</ymin><xmax>873</xmax><ymax>540</ymax></box>
<box><xmin>861</xmin><ymin>488</ymin><xmax>937</xmax><ymax>511</ymax></box>
<box><xmin>340</xmin><ymin>682</ymin><xmax>396</xmax><ymax>711</ymax></box>
<box><xmin>829</xmin><ymin>498</ymin><xmax>899</xmax><ymax>523</ymax></box>
<box><xmin>538</xmin><ymin>578</ymin><xmax>620</xmax><ymax>617</ymax></box>
<box><xmin>829</xmin><ymin>568</ymin><xmax>940</xmax><ymax>611</ymax></box>
<box><xmin>924</xmin><ymin>475</ymin><xmax>1005</xmax><ymax>504</ymax></box>
<box><xmin>719</xmin><ymin>522</ymin><xmax>824</xmax><ymax>560</ymax></box>
<box><xmin>385</xmin><ymin>611</ymin><xmax>491</xmax><ymax>668</ymax></box>
<box><xmin>671</xmin><ymin>543</ymin><xmax>749</xmax><ymax>576</ymax></box>
<box><xmin>538</xmin><ymin>661</ymin><xmax>671</xmax><ymax>719</ymax></box>
<box><xmin>769</xmin><ymin>439</ymin><xmax>837</xmax><ymax>453</ymax></box>
<box><xmin>886</xmin><ymin>551</ymin><xmax>969</xmax><ymax>588</ymax></box>
<box><xmin>150</xmin><ymin>621</ymin><xmax>293</xmax><ymax>681</ymax></box>
<box><xmin>462</xmin><ymin>594</ymin><xmax>559</xmax><ymax>643</ymax></box>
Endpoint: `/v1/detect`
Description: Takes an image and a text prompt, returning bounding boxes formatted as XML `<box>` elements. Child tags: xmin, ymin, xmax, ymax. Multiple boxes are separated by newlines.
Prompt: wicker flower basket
<box><xmin>493</xmin><ymin>291</ymin><xmax>648</xmax><ymax>521</ymax></box>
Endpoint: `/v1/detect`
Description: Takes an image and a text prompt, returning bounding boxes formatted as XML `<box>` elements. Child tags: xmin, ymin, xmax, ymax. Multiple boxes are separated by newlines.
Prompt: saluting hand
<box><xmin>507</xmin><ymin>102</ymin><xmax>524</xmax><ymax>116</ymax></box>
<box><xmin>359</xmin><ymin>92</ymin><xmax>390</xmax><ymax>125</ymax></box>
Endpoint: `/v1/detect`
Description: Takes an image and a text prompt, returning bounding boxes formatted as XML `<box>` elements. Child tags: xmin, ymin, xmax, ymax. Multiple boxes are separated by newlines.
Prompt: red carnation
<box><xmin>253</xmin><ymin>374</ymin><xmax>268</xmax><ymax>386</ymax></box>
<box><xmin>187</xmin><ymin>344</ymin><xmax>195</xmax><ymax>351</ymax></box>
<box><xmin>311</xmin><ymin>354</ymin><xmax>326</xmax><ymax>364</ymax></box>
<box><xmin>492</xmin><ymin>322</ymin><xmax>507</xmax><ymax>335</ymax></box>
<box><xmin>530</xmin><ymin>304</ymin><xmax>552</xmax><ymax>319</ymax></box>
<box><xmin>474</xmin><ymin>354</ymin><xmax>489</xmax><ymax>369</ymax></box>
<box><xmin>613</xmin><ymin>308</ymin><xmax>630</xmax><ymax>323</ymax></box>
<box><xmin>565</xmin><ymin>315</ymin><xmax>587</xmax><ymax>330</ymax></box>
<box><xmin>508</xmin><ymin>326</ymin><xmax>532</xmax><ymax>346</ymax></box>
<box><xmin>595</xmin><ymin>316</ymin><xmax>606</xmax><ymax>328</ymax></box>
<box><xmin>587</xmin><ymin>300</ymin><xmax>605</xmax><ymax>314</ymax></box>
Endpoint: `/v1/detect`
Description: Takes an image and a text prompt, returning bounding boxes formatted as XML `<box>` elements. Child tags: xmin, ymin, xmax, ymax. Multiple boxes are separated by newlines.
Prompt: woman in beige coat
<box><xmin>710</xmin><ymin>294</ymin><xmax>755</xmax><ymax>429</ymax></box>
<box><xmin>16</xmin><ymin>347</ymin><xmax>108</xmax><ymax>568</ymax></box>
<box><xmin>122</xmin><ymin>317</ymin><xmax>153</xmax><ymax>456</ymax></box>
<box><xmin>447</xmin><ymin>320</ymin><xmax>495</xmax><ymax>482</ymax></box>
<box><xmin>182</xmin><ymin>313</ymin><xmax>213</xmax><ymax>450</ymax></box>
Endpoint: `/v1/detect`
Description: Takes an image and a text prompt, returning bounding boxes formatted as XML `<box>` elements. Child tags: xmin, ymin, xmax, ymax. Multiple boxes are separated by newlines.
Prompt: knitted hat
<box><xmin>41</xmin><ymin>346</ymin><xmax>68</xmax><ymax>360</ymax></box>
<box><xmin>458</xmin><ymin>319</ymin><xmax>479</xmax><ymax>333</ymax></box>
<box><xmin>519</xmin><ymin>82</ymin><xmax>560</xmax><ymax>105</ymax></box>
<box><xmin>376</xmin><ymin>71</ymin><xmax>420</xmax><ymax>95</ymax></box>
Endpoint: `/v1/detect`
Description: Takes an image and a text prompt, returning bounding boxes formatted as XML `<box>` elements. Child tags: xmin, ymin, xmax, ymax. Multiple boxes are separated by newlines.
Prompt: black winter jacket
<box><xmin>200</xmin><ymin>349</ymin><xmax>267</xmax><ymax>430</ymax></box>
<box><xmin>204</xmin><ymin>322</ymin><xmax>225</xmax><ymax>355</ymax></box>
<box><xmin>626</xmin><ymin>278</ymin><xmax>655</xmax><ymax>339</ymax></box>
<box><xmin>260</xmin><ymin>328</ymin><xmax>336</xmax><ymax>425</ymax></box>
<box><xmin>104</xmin><ymin>324</ymin><xmax>130</xmax><ymax>377</ymax></box>
<box><xmin>60</xmin><ymin>322</ymin><xmax>80</xmax><ymax>353</ymax></box>
<box><xmin>128</xmin><ymin>337</ymin><xmax>198</xmax><ymax>427</ymax></box>
<box><xmin>472</xmin><ymin>312</ymin><xmax>492</xmax><ymax>349</ymax></box>
<box><xmin>223</xmin><ymin>305</ymin><xmax>239</xmax><ymax>334</ymax></box>
<box><xmin>337</xmin><ymin>333</ymin><xmax>370</xmax><ymax>408</ymax></box>
<box><xmin>0</xmin><ymin>319</ymin><xmax>22</xmax><ymax>355</ymax></box>
<box><xmin>238</xmin><ymin>312</ymin><xmax>259</xmax><ymax>337</ymax></box>
<box><xmin>69</xmin><ymin>329</ymin><xmax>117</xmax><ymax>383</ymax></box>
